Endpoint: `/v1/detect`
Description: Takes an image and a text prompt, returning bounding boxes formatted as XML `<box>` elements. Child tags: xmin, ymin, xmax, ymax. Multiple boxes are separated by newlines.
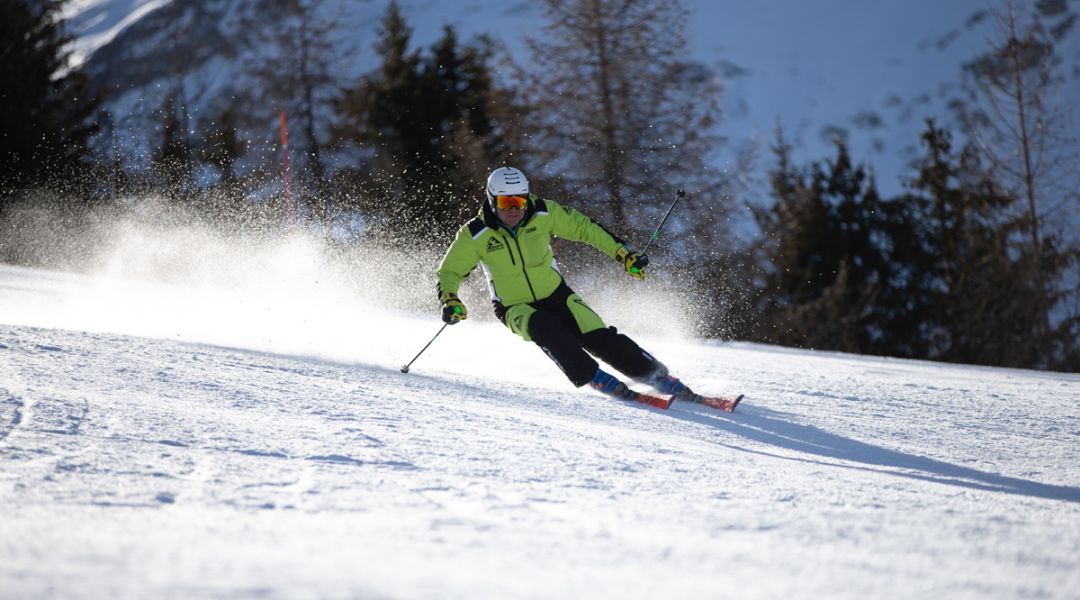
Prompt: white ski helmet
<box><xmin>486</xmin><ymin>167</ymin><xmax>529</xmax><ymax>208</ymax></box>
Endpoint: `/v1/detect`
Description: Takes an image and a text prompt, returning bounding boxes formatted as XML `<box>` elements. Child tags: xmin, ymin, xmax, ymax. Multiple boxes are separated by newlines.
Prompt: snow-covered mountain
<box><xmin>63</xmin><ymin>0</ymin><xmax>1078</xmax><ymax>202</ymax></box>
<box><xmin>1</xmin><ymin>227</ymin><xmax>1078</xmax><ymax>598</ymax></box>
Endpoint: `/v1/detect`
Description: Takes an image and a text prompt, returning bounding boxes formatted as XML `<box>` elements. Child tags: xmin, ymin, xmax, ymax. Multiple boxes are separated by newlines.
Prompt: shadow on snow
<box><xmin>669</xmin><ymin>403</ymin><xmax>1080</xmax><ymax>504</ymax></box>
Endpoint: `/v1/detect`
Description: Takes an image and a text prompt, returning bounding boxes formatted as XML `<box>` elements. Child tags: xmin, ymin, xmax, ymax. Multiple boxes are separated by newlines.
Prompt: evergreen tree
<box><xmin>422</xmin><ymin>26</ymin><xmax>508</xmax><ymax>194</ymax></box>
<box><xmin>333</xmin><ymin>1</ymin><xmax>510</xmax><ymax>239</ymax></box>
<box><xmin>0</xmin><ymin>0</ymin><xmax>98</xmax><ymax>199</ymax></box>
<box><xmin>754</xmin><ymin>121</ymin><xmax>1078</xmax><ymax>370</ymax></box>
<box><xmin>753</xmin><ymin>133</ymin><xmax>900</xmax><ymax>354</ymax></box>
<box><xmin>900</xmin><ymin>121</ymin><xmax>1078</xmax><ymax>369</ymax></box>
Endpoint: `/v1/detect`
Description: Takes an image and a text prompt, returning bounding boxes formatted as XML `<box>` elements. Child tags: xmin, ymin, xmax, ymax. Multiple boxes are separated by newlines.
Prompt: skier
<box><xmin>436</xmin><ymin>166</ymin><xmax>723</xmax><ymax>408</ymax></box>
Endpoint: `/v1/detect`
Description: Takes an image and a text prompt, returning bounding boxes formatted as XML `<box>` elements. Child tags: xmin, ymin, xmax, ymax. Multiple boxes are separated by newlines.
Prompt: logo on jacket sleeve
<box><xmin>486</xmin><ymin>238</ymin><xmax>505</xmax><ymax>252</ymax></box>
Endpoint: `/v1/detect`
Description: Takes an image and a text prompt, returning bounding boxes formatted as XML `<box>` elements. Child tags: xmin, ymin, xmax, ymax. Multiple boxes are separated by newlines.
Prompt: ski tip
<box><xmin>729</xmin><ymin>394</ymin><xmax>744</xmax><ymax>412</ymax></box>
<box><xmin>697</xmin><ymin>394</ymin><xmax>743</xmax><ymax>412</ymax></box>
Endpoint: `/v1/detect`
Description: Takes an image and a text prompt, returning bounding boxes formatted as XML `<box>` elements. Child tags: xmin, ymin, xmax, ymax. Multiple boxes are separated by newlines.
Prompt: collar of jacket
<box><xmin>479</xmin><ymin>192</ymin><xmax>539</xmax><ymax>230</ymax></box>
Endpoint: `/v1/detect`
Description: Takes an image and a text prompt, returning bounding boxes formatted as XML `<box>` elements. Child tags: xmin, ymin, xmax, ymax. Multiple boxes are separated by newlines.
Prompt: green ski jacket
<box><xmin>437</xmin><ymin>195</ymin><xmax>626</xmax><ymax>308</ymax></box>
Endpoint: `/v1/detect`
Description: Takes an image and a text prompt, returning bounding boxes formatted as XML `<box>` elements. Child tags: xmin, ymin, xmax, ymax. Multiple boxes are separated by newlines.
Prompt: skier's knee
<box><xmin>504</xmin><ymin>304</ymin><xmax>537</xmax><ymax>341</ymax></box>
<box><xmin>527</xmin><ymin>310</ymin><xmax>561</xmax><ymax>344</ymax></box>
<box><xmin>529</xmin><ymin>311</ymin><xmax>597</xmax><ymax>386</ymax></box>
<box><xmin>565</xmin><ymin>293</ymin><xmax>606</xmax><ymax>333</ymax></box>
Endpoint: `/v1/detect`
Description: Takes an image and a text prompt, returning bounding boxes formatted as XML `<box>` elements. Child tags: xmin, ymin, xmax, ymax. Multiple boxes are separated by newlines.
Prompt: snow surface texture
<box><xmin>1</xmin><ymin>231</ymin><xmax>1079</xmax><ymax>599</ymax></box>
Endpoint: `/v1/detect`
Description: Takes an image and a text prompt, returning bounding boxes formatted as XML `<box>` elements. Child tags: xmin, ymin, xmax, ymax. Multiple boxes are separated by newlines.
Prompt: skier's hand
<box><xmin>615</xmin><ymin>246</ymin><xmax>648</xmax><ymax>280</ymax></box>
<box><xmin>440</xmin><ymin>292</ymin><xmax>468</xmax><ymax>324</ymax></box>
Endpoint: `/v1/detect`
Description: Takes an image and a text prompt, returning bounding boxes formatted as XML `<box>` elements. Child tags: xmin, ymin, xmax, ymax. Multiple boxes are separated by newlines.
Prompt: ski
<box><xmin>697</xmin><ymin>394</ymin><xmax>743</xmax><ymax>413</ymax></box>
<box><xmin>633</xmin><ymin>392</ymin><xmax>673</xmax><ymax>410</ymax></box>
<box><xmin>671</xmin><ymin>392</ymin><xmax>743</xmax><ymax>412</ymax></box>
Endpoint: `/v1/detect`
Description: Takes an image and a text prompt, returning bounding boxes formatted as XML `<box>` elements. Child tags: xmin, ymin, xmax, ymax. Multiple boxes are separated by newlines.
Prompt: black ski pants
<box><xmin>495</xmin><ymin>282</ymin><xmax>658</xmax><ymax>387</ymax></box>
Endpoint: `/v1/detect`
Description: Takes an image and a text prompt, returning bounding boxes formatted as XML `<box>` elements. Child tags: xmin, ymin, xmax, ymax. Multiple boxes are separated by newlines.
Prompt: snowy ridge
<box><xmin>63</xmin><ymin>0</ymin><xmax>175</xmax><ymax>68</ymax></box>
<box><xmin>62</xmin><ymin>0</ymin><xmax>1068</xmax><ymax>202</ymax></box>
<box><xmin>1</xmin><ymin>261</ymin><xmax>1079</xmax><ymax>598</ymax></box>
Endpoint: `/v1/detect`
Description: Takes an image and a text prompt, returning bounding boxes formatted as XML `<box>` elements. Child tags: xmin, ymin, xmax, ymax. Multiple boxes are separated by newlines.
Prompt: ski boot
<box><xmin>590</xmin><ymin>369</ymin><xmax>671</xmax><ymax>409</ymax></box>
<box><xmin>644</xmin><ymin>367</ymin><xmax>742</xmax><ymax>412</ymax></box>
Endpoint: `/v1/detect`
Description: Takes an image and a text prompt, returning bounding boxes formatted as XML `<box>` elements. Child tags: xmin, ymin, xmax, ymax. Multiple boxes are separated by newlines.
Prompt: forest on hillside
<box><xmin>1</xmin><ymin>0</ymin><xmax>1078</xmax><ymax>370</ymax></box>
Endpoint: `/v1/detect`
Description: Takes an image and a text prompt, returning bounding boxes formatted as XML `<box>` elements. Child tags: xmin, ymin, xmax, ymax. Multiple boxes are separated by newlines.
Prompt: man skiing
<box><xmin>436</xmin><ymin>166</ymin><xmax>737</xmax><ymax>410</ymax></box>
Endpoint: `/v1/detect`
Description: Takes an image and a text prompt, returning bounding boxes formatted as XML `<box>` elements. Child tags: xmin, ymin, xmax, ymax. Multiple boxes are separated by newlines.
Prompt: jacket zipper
<box><xmin>509</xmin><ymin>234</ymin><xmax>538</xmax><ymax>301</ymax></box>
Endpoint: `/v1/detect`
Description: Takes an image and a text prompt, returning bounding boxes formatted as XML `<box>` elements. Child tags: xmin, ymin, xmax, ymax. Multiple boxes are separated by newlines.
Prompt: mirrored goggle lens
<box><xmin>495</xmin><ymin>195</ymin><xmax>527</xmax><ymax>210</ymax></box>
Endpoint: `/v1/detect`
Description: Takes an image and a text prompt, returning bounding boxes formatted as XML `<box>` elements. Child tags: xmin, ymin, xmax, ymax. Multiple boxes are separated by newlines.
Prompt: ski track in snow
<box><xmin>1</xmin><ymin>264</ymin><xmax>1079</xmax><ymax>599</ymax></box>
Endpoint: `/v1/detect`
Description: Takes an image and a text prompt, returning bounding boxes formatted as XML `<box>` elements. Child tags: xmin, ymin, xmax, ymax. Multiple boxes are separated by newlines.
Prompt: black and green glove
<box><xmin>615</xmin><ymin>246</ymin><xmax>648</xmax><ymax>280</ymax></box>
<box><xmin>440</xmin><ymin>292</ymin><xmax>468</xmax><ymax>324</ymax></box>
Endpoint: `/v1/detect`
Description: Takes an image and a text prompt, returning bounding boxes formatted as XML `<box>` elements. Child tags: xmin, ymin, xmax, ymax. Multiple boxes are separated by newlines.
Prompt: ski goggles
<box><xmin>494</xmin><ymin>195</ymin><xmax>528</xmax><ymax>210</ymax></box>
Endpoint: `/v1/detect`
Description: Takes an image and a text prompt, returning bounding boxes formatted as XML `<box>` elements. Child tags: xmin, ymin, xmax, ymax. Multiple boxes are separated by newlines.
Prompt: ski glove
<box><xmin>440</xmin><ymin>292</ymin><xmax>468</xmax><ymax>324</ymax></box>
<box><xmin>615</xmin><ymin>246</ymin><xmax>648</xmax><ymax>280</ymax></box>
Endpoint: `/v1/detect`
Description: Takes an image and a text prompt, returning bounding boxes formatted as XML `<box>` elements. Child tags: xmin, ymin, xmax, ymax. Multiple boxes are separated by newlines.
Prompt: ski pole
<box><xmin>632</xmin><ymin>189</ymin><xmax>685</xmax><ymax>273</ymax></box>
<box><xmin>400</xmin><ymin>323</ymin><xmax>449</xmax><ymax>373</ymax></box>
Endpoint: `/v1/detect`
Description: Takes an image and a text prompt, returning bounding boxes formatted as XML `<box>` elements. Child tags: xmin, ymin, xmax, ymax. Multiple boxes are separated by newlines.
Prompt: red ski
<box><xmin>698</xmin><ymin>394</ymin><xmax>743</xmax><ymax>413</ymax></box>
<box><xmin>671</xmin><ymin>392</ymin><xmax>743</xmax><ymax>412</ymax></box>
<box><xmin>634</xmin><ymin>392</ymin><xmax>673</xmax><ymax>410</ymax></box>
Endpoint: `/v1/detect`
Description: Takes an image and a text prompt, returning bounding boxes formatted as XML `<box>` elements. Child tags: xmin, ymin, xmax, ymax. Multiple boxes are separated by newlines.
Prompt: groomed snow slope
<box><xmin>1</xmin><ymin>261</ymin><xmax>1078</xmax><ymax>599</ymax></box>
